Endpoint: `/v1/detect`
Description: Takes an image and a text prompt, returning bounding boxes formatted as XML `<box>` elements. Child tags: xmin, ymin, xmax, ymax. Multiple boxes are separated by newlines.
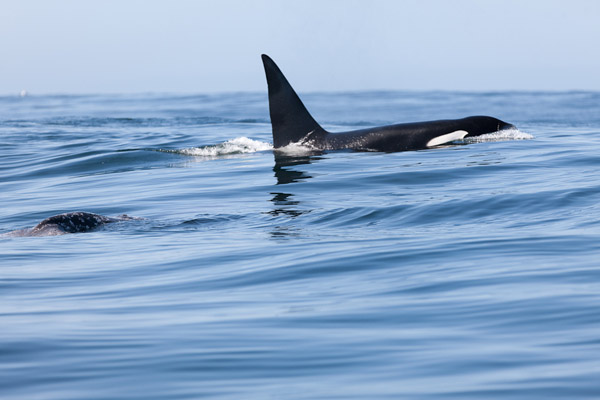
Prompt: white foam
<box><xmin>269</xmin><ymin>130</ymin><xmax>322</xmax><ymax>156</ymax></box>
<box><xmin>274</xmin><ymin>141</ymin><xmax>319</xmax><ymax>156</ymax></box>
<box><xmin>179</xmin><ymin>137</ymin><xmax>273</xmax><ymax>157</ymax></box>
<box><xmin>463</xmin><ymin>128</ymin><xmax>533</xmax><ymax>143</ymax></box>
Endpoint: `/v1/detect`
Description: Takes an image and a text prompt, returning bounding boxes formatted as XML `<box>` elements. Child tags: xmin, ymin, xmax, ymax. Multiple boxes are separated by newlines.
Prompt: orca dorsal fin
<box><xmin>261</xmin><ymin>54</ymin><xmax>325</xmax><ymax>148</ymax></box>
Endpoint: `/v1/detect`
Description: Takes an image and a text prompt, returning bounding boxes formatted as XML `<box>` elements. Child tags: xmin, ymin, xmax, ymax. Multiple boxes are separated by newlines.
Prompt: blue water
<box><xmin>1</xmin><ymin>91</ymin><xmax>600</xmax><ymax>399</ymax></box>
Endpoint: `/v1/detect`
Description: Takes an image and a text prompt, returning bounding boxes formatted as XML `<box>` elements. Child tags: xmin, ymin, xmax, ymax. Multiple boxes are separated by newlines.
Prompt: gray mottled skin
<box><xmin>261</xmin><ymin>54</ymin><xmax>515</xmax><ymax>152</ymax></box>
<box><xmin>4</xmin><ymin>212</ymin><xmax>136</xmax><ymax>237</ymax></box>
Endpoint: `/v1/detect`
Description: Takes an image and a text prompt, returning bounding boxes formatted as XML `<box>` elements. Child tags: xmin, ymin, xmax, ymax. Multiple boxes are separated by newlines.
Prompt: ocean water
<box><xmin>1</xmin><ymin>91</ymin><xmax>599</xmax><ymax>399</ymax></box>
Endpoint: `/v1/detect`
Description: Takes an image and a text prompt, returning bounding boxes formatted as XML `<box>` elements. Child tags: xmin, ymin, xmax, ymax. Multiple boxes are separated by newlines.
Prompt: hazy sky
<box><xmin>2</xmin><ymin>0</ymin><xmax>599</xmax><ymax>94</ymax></box>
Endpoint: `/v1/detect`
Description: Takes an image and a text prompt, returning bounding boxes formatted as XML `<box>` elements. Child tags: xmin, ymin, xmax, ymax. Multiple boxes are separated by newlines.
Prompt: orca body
<box><xmin>261</xmin><ymin>54</ymin><xmax>515</xmax><ymax>152</ymax></box>
<box><xmin>5</xmin><ymin>212</ymin><xmax>135</xmax><ymax>237</ymax></box>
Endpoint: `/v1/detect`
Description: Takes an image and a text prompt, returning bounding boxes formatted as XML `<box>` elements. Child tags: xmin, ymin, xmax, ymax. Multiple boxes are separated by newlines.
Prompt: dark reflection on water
<box><xmin>266</xmin><ymin>154</ymin><xmax>323</xmax><ymax>238</ymax></box>
<box><xmin>268</xmin><ymin>192</ymin><xmax>303</xmax><ymax>218</ymax></box>
<box><xmin>269</xmin><ymin>154</ymin><xmax>320</xmax><ymax>219</ymax></box>
<box><xmin>272</xmin><ymin>153</ymin><xmax>321</xmax><ymax>185</ymax></box>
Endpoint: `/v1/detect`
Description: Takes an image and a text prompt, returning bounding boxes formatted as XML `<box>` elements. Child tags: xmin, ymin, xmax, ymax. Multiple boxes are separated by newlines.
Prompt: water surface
<box><xmin>1</xmin><ymin>91</ymin><xmax>600</xmax><ymax>399</ymax></box>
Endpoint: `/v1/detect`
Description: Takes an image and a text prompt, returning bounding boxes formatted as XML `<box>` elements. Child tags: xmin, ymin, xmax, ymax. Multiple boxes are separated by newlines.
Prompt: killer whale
<box><xmin>4</xmin><ymin>212</ymin><xmax>136</xmax><ymax>237</ymax></box>
<box><xmin>261</xmin><ymin>54</ymin><xmax>515</xmax><ymax>152</ymax></box>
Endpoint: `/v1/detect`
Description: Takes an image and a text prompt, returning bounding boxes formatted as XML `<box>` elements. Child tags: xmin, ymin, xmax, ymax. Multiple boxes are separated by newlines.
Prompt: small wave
<box><xmin>463</xmin><ymin>128</ymin><xmax>534</xmax><ymax>143</ymax></box>
<box><xmin>176</xmin><ymin>137</ymin><xmax>273</xmax><ymax>157</ymax></box>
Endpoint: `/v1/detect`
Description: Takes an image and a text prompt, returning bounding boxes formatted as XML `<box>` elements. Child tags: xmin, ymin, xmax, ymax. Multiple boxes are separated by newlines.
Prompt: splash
<box><xmin>178</xmin><ymin>137</ymin><xmax>273</xmax><ymax>157</ymax></box>
<box><xmin>274</xmin><ymin>141</ymin><xmax>320</xmax><ymax>156</ymax></box>
<box><xmin>463</xmin><ymin>128</ymin><xmax>534</xmax><ymax>143</ymax></box>
<box><xmin>272</xmin><ymin>131</ymin><xmax>324</xmax><ymax>156</ymax></box>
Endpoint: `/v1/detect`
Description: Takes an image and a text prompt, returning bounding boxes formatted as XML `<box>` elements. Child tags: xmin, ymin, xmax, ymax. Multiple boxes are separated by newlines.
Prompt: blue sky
<box><xmin>1</xmin><ymin>0</ymin><xmax>599</xmax><ymax>94</ymax></box>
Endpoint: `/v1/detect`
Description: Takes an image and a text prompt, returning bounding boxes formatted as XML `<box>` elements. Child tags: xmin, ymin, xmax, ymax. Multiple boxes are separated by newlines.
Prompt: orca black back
<box><xmin>261</xmin><ymin>54</ymin><xmax>515</xmax><ymax>152</ymax></box>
